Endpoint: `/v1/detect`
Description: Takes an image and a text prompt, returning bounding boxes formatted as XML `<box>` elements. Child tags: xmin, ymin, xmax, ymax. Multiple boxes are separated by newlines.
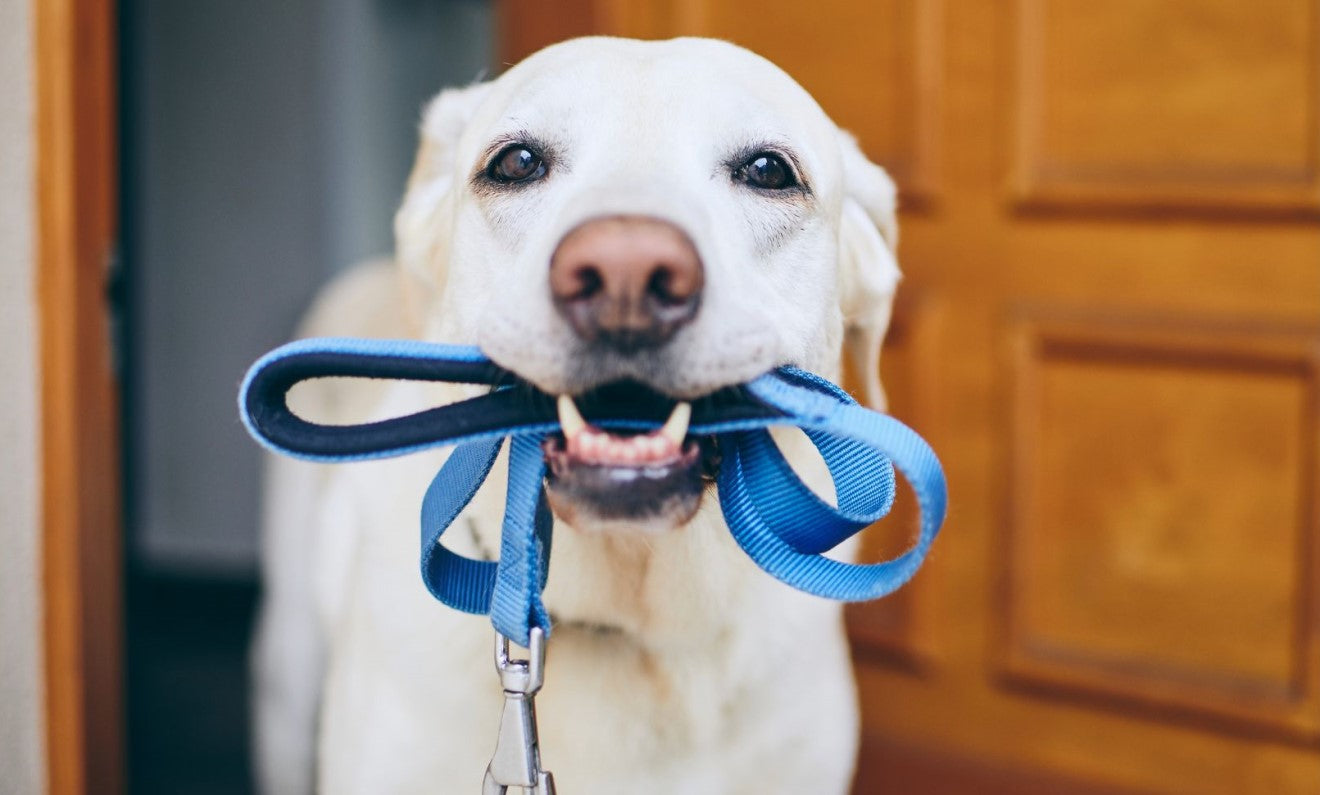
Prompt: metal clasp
<box><xmin>482</xmin><ymin>627</ymin><xmax>556</xmax><ymax>795</ymax></box>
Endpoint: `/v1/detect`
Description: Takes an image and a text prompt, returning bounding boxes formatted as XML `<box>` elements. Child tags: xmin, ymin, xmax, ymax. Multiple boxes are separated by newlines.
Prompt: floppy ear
<box><xmin>394</xmin><ymin>81</ymin><xmax>492</xmax><ymax>332</ymax></box>
<box><xmin>836</xmin><ymin>131</ymin><xmax>901</xmax><ymax>411</ymax></box>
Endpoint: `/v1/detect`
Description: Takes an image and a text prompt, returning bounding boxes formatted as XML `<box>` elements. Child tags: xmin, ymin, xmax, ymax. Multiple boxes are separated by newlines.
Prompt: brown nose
<box><xmin>549</xmin><ymin>216</ymin><xmax>703</xmax><ymax>352</ymax></box>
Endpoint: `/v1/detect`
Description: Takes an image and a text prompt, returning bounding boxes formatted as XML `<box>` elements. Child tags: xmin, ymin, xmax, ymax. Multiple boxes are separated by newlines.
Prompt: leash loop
<box><xmin>239</xmin><ymin>338</ymin><xmax>948</xmax><ymax>648</ymax></box>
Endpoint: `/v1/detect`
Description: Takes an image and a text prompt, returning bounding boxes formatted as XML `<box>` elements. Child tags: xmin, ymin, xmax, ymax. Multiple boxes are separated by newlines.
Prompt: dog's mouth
<box><xmin>541</xmin><ymin>381</ymin><xmax>721</xmax><ymax>528</ymax></box>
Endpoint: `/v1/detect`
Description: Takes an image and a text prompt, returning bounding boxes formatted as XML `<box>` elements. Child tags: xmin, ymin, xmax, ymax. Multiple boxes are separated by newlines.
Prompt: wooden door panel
<box><xmin>1013</xmin><ymin>0</ymin><xmax>1320</xmax><ymax>212</ymax></box>
<box><xmin>1005</xmin><ymin>317</ymin><xmax>1320</xmax><ymax>742</ymax></box>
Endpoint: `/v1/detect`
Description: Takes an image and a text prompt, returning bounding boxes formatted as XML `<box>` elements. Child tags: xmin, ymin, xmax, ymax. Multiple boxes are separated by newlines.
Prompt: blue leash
<box><xmin>239</xmin><ymin>337</ymin><xmax>947</xmax><ymax>648</ymax></box>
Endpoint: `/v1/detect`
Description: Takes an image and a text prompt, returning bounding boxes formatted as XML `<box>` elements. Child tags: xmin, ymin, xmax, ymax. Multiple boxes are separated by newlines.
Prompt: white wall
<box><xmin>0</xmin><ymin>0</ymin><xmax>45</xmax><ymax>790</ymax></box>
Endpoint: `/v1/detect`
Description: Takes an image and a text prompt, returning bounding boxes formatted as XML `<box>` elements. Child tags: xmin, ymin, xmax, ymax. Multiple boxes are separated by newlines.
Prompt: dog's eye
<box><xmin>735</xmin><ymin>153</ymin><xmax>796</xmax><ymax>190</ymax></box>
<box><xmin>488</xmin><ymin>145</ymin><xmax>547</xmax><ymax>183</ymax></box>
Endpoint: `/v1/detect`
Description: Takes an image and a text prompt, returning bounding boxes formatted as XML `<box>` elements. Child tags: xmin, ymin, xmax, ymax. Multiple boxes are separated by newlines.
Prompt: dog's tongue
<box><xmin>557</xmin><ymin>395</ymin><xmax>690</xmax><ymax>467</ymax></box>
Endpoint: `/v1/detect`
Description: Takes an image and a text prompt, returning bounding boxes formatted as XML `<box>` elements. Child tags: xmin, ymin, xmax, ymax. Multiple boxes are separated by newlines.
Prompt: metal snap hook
<box><xmin>482</xmin><ymin>627</ymin><xmax>556</xmax><ymax>795</ymax></box>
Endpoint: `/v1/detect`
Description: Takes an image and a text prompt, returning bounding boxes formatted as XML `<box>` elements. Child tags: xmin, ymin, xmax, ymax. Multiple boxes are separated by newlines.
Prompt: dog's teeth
<box><xmin>557</xmin><ymin>399</ymin><xmax>691</xmax><ymax>466</ymax></box>
<box><xmin>619</xmin><ymin>443</ymin><xmax>641</xmax><ymax>465</ymax></box>
<box><xmin>557</xmin><ymin>395</ymin><xmax>587</xmax><ymax>440</ymax></box>
<box><xmin>645</xmin><ymin>436</ymin><xmax>666</xmax><ymax>459</ymax></box>
<box><xmin>580</xmin><ymin>431</ymin><xmax>604</xmax><ymax>461</ymax></box>
<box><xmin>659</xmin><ymin>402</ymin><xmax>691</xmax><ymax>447</ymax></box>
<box><xmin>634</xmin><ymin>437</ymin><xmax>653</xmax><ymax>461</ymax></box>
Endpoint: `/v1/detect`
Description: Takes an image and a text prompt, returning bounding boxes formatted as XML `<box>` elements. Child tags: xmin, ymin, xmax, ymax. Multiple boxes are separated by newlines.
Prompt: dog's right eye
<box><xmin>488</xmin><ymin>145</ymin><xmax>547</xmax><ymax>183</ymax></box>
<box><xmin>733</xmin><ymin>152</ymin><xmax>798</xmax><ymax>191</ymax></box>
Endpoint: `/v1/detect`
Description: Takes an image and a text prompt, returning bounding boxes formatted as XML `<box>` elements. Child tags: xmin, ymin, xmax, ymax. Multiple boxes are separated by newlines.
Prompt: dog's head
<box><xmin>396</xmin><ymin>37</ymin><xmax>899</xmax><ymax>533</ymax></box>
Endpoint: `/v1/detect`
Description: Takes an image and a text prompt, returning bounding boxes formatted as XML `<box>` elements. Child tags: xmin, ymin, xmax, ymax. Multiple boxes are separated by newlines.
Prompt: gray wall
<box><xmin>0</xmin><ymin>0</ymin><xmax>45</xmax><ymax>789</ymax></box>
<box><xmin>126</xmin><ymin>0</ymin><xmax>493</xmax><ymax>574</ymax></box>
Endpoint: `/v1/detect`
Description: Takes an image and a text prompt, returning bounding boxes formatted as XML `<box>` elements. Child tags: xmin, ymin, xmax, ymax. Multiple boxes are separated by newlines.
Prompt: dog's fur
<box><xmin>253</xmin><ymin>37</ymin><xmax>900</xmax><ymax>794</ymax></box>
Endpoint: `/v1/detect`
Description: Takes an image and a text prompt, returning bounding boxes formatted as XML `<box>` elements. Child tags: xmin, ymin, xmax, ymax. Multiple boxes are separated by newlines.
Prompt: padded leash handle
<box><xmin>240</xmin><ymin>337</ymin><xmax>786</xmax><ymax>463</ymax></box>
<box><xmin>239</xmin><ymin>337</ymin><xmax>543</xmax><ymax>462</ymax></box>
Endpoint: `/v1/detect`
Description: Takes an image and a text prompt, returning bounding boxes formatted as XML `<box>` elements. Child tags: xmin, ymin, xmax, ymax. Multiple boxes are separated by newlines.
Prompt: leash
<box><xmin>239</xmin><ymin>336</ymin><xmax>947</xmax><ymax>792</ymax></box>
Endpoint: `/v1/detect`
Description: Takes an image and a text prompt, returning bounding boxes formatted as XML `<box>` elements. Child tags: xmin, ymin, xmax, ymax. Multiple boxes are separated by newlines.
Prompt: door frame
<box><xmin>35</xmin><ymin>0</ymin><xmax>123</xmax><ymax>793</ymax></box>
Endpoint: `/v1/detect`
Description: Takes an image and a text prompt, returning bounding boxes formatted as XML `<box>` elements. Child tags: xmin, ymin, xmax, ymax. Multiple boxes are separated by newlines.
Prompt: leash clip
<box><xmin>483</xmin><ymin>627</ymin><xmax>556</xmax><ymax>795</ymax></box>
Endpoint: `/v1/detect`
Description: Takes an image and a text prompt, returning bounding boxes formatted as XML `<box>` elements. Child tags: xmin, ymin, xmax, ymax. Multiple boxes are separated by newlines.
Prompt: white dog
<box><xmin>253</xmin><ymin>36</ymin><xmax>901</xmax><ymax>794</ymax></box>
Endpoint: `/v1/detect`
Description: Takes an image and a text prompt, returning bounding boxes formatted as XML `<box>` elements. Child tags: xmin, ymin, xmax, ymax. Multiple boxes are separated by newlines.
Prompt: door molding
<box><xmin>35</xmin><ymin>0</ymin><xmax>123</xmax><ymax>792</ymax></box>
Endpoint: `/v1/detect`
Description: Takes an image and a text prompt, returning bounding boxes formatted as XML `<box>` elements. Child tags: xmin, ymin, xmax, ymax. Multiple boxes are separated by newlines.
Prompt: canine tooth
<box><xmin>557</xmin><ymin>395</ymin><xmax>587</xmax><ymax>440</ymax></box>
<box><xmin>659</xmin><ymin>402</ymin><xmax>691</xmax><ymax>447</ymax></box>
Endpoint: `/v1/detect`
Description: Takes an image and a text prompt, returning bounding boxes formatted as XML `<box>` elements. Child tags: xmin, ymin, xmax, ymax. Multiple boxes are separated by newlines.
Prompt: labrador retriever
<box><xmin>253</xmin><ymin>36</ymin><xmax>901</xmax><ymax>795</ymax></box>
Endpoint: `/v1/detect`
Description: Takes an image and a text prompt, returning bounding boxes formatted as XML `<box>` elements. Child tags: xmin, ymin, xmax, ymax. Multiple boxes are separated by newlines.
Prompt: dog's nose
<box><xmin>549</xmin><ymin>216</ymin><xmax>703</xmax><ymax>352</ymax></box>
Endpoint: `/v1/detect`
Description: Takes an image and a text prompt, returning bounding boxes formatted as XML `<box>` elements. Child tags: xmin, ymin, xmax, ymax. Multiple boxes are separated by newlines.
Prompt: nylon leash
<box><xmin>239</xmin><ymin>336</ymin><xmax>947</xmax><ymax>792</ymax></box>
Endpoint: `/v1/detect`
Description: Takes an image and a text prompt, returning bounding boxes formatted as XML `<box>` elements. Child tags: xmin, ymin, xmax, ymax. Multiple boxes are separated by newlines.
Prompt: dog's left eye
<box><xmin>488</xmin><ymin>145</ymin><xmax>547</xmax><ymax>183</ymax></box>
<box><xmin>734</xmin><ymin>152</ymin><xmax>797</xmax><ymax>191</ymax></box>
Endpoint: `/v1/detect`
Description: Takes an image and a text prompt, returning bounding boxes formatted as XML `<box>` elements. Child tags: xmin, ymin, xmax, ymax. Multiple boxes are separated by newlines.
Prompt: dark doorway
<box><xmin>118</xmin><ymin>3</ymin><xmax>492</xmax><ymax>791</ymax></box>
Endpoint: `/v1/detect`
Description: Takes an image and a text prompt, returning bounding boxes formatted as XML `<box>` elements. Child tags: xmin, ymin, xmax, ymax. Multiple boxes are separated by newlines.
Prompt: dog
<box><xmin>252</xmin><ymin>36</ymin><xmax>901</xmax><ymax>794</ymax></box>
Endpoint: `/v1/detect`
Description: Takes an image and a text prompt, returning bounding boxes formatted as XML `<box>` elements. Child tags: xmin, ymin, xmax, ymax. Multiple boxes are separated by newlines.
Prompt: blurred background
<box><xmin>13</xmin><ymin>0</ymin><xmax>1320</xmax><ymax>793</ymax></box>
<box><xmin>119</xmin><ymin>2</ymin><xmax>491</xmax><ymax>791</ymax></box>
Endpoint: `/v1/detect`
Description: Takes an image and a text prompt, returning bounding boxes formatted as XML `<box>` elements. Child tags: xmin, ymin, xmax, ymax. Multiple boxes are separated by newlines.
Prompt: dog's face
<box><xmin>397</xmin><ymin>37</ymin><xmax>899</xmax><ymax>532</ymax></box>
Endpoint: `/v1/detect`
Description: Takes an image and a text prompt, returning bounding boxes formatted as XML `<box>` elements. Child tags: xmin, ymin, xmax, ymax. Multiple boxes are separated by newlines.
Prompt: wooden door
<box><xmin>498</xmin><ymin>2</ymin><xmax>1320</xmax><ymax>791</ymax></box>
<box><xmin>36</xmin><ymin>0</ymin><xmax>124</xmax><ymax>793</ymax></box>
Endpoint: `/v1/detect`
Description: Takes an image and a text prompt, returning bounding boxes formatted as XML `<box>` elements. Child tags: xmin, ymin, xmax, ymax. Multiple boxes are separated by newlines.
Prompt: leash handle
<box><xmin>239</xmin><ymin>337</ymin><xmax>535</xmax><ymax>462</ymax></box>
<box><xmin>239</xmin><ymin>336</ymin><xmax>787</xmax><ymax>463</ymax></box>
<box><xmin>238</xmin><ymin>337</ymin><xmax>949</xmax><ymax>648</ymax></box>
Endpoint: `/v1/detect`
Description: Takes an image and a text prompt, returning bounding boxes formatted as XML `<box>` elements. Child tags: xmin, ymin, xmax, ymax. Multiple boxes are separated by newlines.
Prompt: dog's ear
<box><xmin>394</xmin><ymin>81</ymin><xmax>492</xmax><ymax>332</ymax></box>
<box><xmin>836</xmin><ymin>131</ymin><xmax>901</xmax><ymax>411</ymax></box>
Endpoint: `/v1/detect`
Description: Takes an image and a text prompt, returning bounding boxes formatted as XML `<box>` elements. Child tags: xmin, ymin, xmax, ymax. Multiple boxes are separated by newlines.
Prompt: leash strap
<box><xmin>240</xmin><ymin>337</ymin><xmax>947</xmax><ymax>647</ymax></box>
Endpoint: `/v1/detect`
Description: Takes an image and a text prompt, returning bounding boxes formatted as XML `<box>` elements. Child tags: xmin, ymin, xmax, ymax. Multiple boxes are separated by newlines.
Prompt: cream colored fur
<box><xmin>253</xmin><ymin>37</ymin><xmax>900</xmax><ymax>795</ymax></box>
